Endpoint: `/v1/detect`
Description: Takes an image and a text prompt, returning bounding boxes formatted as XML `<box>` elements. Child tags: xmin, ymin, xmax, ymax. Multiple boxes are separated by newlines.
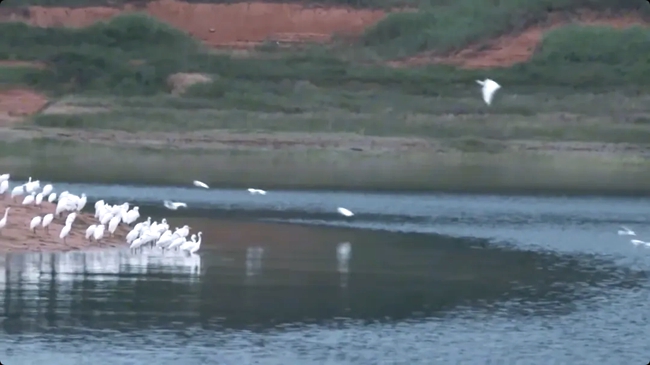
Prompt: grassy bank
<box><xmin>1</xmin><ymin>14</ymin><xmax>650</xmax><ymax>96</ymax></box>
<box><xmin>30</xmin><ymin>92</ymin><xmax>650</xmax><ymax>144</ymax></box>
<box><xmin>0</xmin><ymin>138</ymin><xmax>650</xmax><ymax>195</ymax></box>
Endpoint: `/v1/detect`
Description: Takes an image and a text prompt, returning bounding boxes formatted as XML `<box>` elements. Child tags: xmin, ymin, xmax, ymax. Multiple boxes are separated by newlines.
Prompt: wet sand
<box><xmin>0</xmin><ymin>198</ymin><xmax>130</xmax><ymax>253</ymax></box>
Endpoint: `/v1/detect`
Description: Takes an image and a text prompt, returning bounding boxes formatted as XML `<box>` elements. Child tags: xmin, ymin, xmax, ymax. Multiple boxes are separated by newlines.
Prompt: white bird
<box><xmin>188</xmin><ymin>232</ymin><xmax>203</xmax><ymax>254</ymax></box>
<box><xmin>248</xmin><ymin>188</ymin><xmax>267</xmax><ymax>195</ymax></box>
<box><xmin>108</xmin><ymin>215</ymin><xmax>121</xmax><ymax>237</ymax></box>
<box><xmin>42</xmin><ymin>213</ymin><xmax>54</xmax><ymax>233</ymax></box>
<box><xmin>47</xmin><ymin>192</ymin><xmax>57</xmax><ymax>203</ymax></box>
<box><xmin>164</xmin><ymin>200</ymin><xmax>187</xmax><ymax>210</ymax></box>
<box><xmin>167</xmin><ymin>236</ymin><xmax>187</xmax><ymax>250</ymax></box>
<box><xmin>76</xmin><ymin>193</ymin><xmax>87</xmax><ymax>211</ymax></box>
<box><xmin>29</xmin><ymin>216</ymin><xmax>42</xmax><ymax>233</ymax></box>
<box><xmin>122</xmin><ymin>207</ymin><xmax>139</xmax><ymax>225</ymax></box>
<box><xmin>21</xmin><ymin>193</ymin><xmax>35</xmax><ymax>205</ymax></box>
<box><xmin>35</xmin><ymin>192</ymin><xmax>44</xmax><ymax>206</ymax></box>
<box><xmin>476</xmin><ymin>78</ymin><xmax>501</xmax><ymax>105</ymax></box>
<box><xmin>181</xmin><ymin>233</ymin><xmax>202</xmax><ymax>253</ymax></box>
<box><xmin>0</xmin><ymin>180</ymin><xmax>8</xmax><ymax>195</ymax></box>
<box><xmin>0</xmin><ymin>173</ymin><xmax>9</xmax><ymax>182</ymax></box>
<box><xmin>41</xmin><ymin>184</ymin><xmax>53</xmax><ymax>197</ymax></box>
<box><xmin>618</xmin><ymin>226</ymin><xmax>636</xmax><ymax>236</ymax></box>
<box><xmin>125</xmin><ymin>227</ymin><xmax>141</xmax><ymax>244</ymax></box>
<box><xmin>0</xmin><ymin>207</ymin><xmax>9</xmax><ymax>233</ymax></box>
<box><xmin>10</xmin><ymin>185</ymin><xmax>24</xmax><ymax>202</ymax></box>
<box><xmin>65</xmin><ymin>212</ymin><xmax>77</xmax><ymax>227</ymax></box>
<box><xmin>85</xmin><ymin>224</ymin><xmax>97</xmax><ymax>241</ymax></box>
<box><xmin>631</xmin><ymin>239</ymin><xmax>650</xmax><ymax>247</ymax></box>
<box><xmin>193</xmin><ymin>180</ymin><xmax>209</xmax><ymax>189</ymax></box>
<box><xmin>177</xmin><ymin>225</ymin><xmax>190</xmax><ymax>238</ymax></box>
<box><xmin>59</xmin><ymin>223</ymin><xmax>72</xmax><ymax>243</ymax></box>
<box><xmin>337</xmin><ymin>207</ymin><xmax>354</xmax><ymax>217</ymax></box>
<box><xmin>179</xmin><ymin>234</ymin><xmax>197</xmax><ymax>251</ymax></box>
<box><xmin>93</xmin><ymin>224</ymin><xmax>105</xmax><ymax>242</ymax></box>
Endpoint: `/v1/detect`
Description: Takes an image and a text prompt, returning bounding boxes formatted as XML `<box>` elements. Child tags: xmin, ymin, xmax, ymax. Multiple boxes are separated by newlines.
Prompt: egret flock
<box><xmin>0</xmin><ymin>175</ymin><xmax>356</xmax><ymax>254</ymax></box>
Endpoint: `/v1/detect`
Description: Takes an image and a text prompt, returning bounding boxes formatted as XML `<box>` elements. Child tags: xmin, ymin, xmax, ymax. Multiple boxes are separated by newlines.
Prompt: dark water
<box><xmin>1</xmin><ymin>184</ymin><xmax>650</xmax><ymax>364</ymax></box>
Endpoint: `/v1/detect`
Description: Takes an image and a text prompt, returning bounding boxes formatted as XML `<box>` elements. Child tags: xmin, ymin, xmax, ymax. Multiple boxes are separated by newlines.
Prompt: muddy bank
<box><xmin>1</xmin><ymin>130</ymin><xmax>650</xmax><ymax>195</ymax></box>
<box><xmin>0</xmin><ymin>199</ymin><xmax>129</xmax><ymax>253</ymax></box>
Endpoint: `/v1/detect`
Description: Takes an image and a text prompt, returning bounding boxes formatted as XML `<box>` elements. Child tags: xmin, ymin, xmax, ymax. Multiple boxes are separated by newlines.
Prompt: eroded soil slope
<box><xmin>0</xmin><ymin>0</ymin><xmax>388</xmax><ymax>47</ymax></box>
<box><xmin>393</xmin><ymin>11</ymin><xmax>650</xmax><ymax>68</ymax></box>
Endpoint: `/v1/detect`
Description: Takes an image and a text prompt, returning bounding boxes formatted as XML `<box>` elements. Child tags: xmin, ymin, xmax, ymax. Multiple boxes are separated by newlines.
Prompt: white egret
<box><xmin>85</xmin><ymin>224</ymin><xmax>97</xmax><ymax>241</ymax></box>
<box><xmin>11</xmin><ymin>185</ymin><xmax>24</xmax><ymax>202</ymax></box>
<box><xmin>35</xmin><ymin>192</ymin><xmax>44</xmax><ymax>206</ymax></box>
<box><xmin>618</xmin><ymin>226</ymin><xmax>636</xmax><ymax>236</ymax></box>
<box><xmin>41</xmin><ymin>184</ymin><xmax>53</xmax><ymax>197</ymax></box>
<box><xmin>93</xmin><ymin>224</ymin><xmax>105</xmax><ymax>243</ymax></box>
<box><xmin>123</xmin><ymin>207</ymin><xmax>140</xmax><ymax>225</ymax></box>
<box><xmin>21</xmin><ymin>193</ymin><xmax>35</xmax><ymax>205</ymax></box>
<box><xmin>0</xmin><ymin>207</ymin><xmax>9</xmax><ymax>233</ymax></box>
<box><xmin>337</xmin><ymin>207</ymin><xmax>354</xmax><ymax>217</ymax></box>
<box><xmin>193</xmin><ymin>180</ymin><xmax>209</xmax><ymax>189</ymax></box>
<box><xmin>164</xmin><ymin>200</ymin><xmax>187</xmax><ymax>210</ymax></box>
<box><xmin>476</xmin><ymin>78</ymin><xmax>501</xmax><ymax>105</ymax></box>
<box><xmin>42</xmin><ymin>213</ymin><xmax>54</xmax><ymax>233</ymax></box>
<box><xmin>631</xmin><ymin>239</ymin><xmax>650</xmax><ymax>247</ymax></box>
<box><xmin>108</xmin><ymin>215</ymin><xmax>121</xmax><ymax>237</ymax></box>
<box><xmin>47</xmin><ymin>192</ymin><xmax>57</xmax><ymax>203</ymax></box>
<box><xmin>59</xmin><ymin>223</ymin><xmax>72</xmax><ymax>243</ymax></box>
<box><xmin>29</xmin><ymin>216</ymin><xmax>42</xmax><ymax>233</ymax></box>
<box><xmin>248</xmin><ymin>188</ymin><xmax>267</xmax><ymax>195</ymax></box>
<box><xmin>0</xmin><ymin>180</ymin><xmax>8</xmax><ymax>195</ymax></box>
<box><xmin>0</xmin><ymin>173</ymin><xmax>9</xmax><ymax>182</ymax></box>
<box><xmin>65</xmin><ymin>212</ymin><xmax>77</xmax><ymax>227</ymax></box>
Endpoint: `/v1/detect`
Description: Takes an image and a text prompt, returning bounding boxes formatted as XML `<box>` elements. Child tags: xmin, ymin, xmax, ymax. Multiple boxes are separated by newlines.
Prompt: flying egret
<box><xmin>248</xmin><ymin>188</ymin><xmax>267</xmax><ymax>195</ymax></box>
<box><xmin>476</xmin><ymin>78</ymin><xmax>501</xmax><ymax>105</ymax></box>
<box><xmin>193</xmin><ymin>180</ymin><xmax>209</xmax><ymax>189</ymax></box>
<box><xmin>631</xmin><ymin>239</ymin><xmax>650</xmax><ymax>247</ymax></box>
<box><xmin>164</xmin><ymin>200</ymin><xmax>188</xmax><ymax>210</ymax></box>
<box><xmin>618</xmin><ymin>226</ymin><xmax>636</xmax><ymax>236</ymax></box>
<box><xmin>337</xmin><ymin>207</ymin><xmax>354</xmax><ymax>217</ymax></box>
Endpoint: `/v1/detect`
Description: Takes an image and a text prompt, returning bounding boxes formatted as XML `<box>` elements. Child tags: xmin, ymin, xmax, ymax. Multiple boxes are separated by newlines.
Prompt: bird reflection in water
<box><xmin>245</xmin><ymin>246</ymin><xmax>264</xmax><ymax>279</ymax></box>
<box><xmin>337</xmin><ymin>242</ymin><xmax>351</xmax><ymax>288</ymax></box>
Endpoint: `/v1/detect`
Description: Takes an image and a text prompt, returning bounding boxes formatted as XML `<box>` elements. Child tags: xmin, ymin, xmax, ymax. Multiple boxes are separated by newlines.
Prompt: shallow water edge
<box><xmin>1</xmin><ymin>140</ymin><xmax>650</xmax><ymax>195</ymax></box>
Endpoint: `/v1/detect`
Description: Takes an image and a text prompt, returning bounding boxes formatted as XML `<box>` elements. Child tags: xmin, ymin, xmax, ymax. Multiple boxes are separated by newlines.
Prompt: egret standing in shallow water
<box><xmin>476</xmin><ymin>78</ymin><xmax>501</xmax><ymax>105</ymax></box>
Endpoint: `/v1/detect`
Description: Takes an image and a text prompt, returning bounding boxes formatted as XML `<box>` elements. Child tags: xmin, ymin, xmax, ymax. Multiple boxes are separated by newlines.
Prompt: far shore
<box><xmin>1</xmin><ymin>128</ymin><xmax>650</xmax><ymax>195</ymax></box>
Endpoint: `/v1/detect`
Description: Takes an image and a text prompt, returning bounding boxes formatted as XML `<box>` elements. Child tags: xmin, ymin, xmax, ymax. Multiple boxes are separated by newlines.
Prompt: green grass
<box><xmin>29</xmin><ymin>90</ymin><xmax>650</xmax><ymax>145</ymax></box>
<box><xmin>361</xmin><ymin>0</ymin><xmax>650</xmax><ymax>58</ymax></box>
<box><xmin>0</xmin><ymin>14</ymin><xmax>649</xmax><ymax>97</ymax></box>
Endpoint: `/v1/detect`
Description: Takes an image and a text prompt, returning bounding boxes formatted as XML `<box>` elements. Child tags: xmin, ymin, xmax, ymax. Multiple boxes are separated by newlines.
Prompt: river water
<box><xmin>0</xmin><ymin>184</ymin><xmax>649</xmax><ymax>364</ymax></box>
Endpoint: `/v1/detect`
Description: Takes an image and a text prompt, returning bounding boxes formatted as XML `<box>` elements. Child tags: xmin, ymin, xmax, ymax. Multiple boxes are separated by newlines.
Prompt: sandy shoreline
<box><xmin>0</xmin><ymin>199</ymin><xmax>130</xmax><ymax>254</ymax></box>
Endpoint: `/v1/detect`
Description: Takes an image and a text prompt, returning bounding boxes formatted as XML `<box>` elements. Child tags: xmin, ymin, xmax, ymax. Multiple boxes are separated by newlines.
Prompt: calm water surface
<box><xmin>1</xmin><ymin>184</ymin><xmax>649</xmax><ymax>364</ymax></box>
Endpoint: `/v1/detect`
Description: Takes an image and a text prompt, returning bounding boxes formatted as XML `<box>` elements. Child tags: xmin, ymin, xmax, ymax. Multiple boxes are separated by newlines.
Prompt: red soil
<box><xmin>9</xmin><ymin>0</ymin><xmax>388</xmax><ymax>47</ymax></box>
<box><xmin>0</xmin><ymin>89</ymin><xmax>49</xmax><ymax>125</ymax></box>
<box><xmin>391</xmin><ymin>12</ymin><xmax>650</xmax><ymax>68</ymax></box>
